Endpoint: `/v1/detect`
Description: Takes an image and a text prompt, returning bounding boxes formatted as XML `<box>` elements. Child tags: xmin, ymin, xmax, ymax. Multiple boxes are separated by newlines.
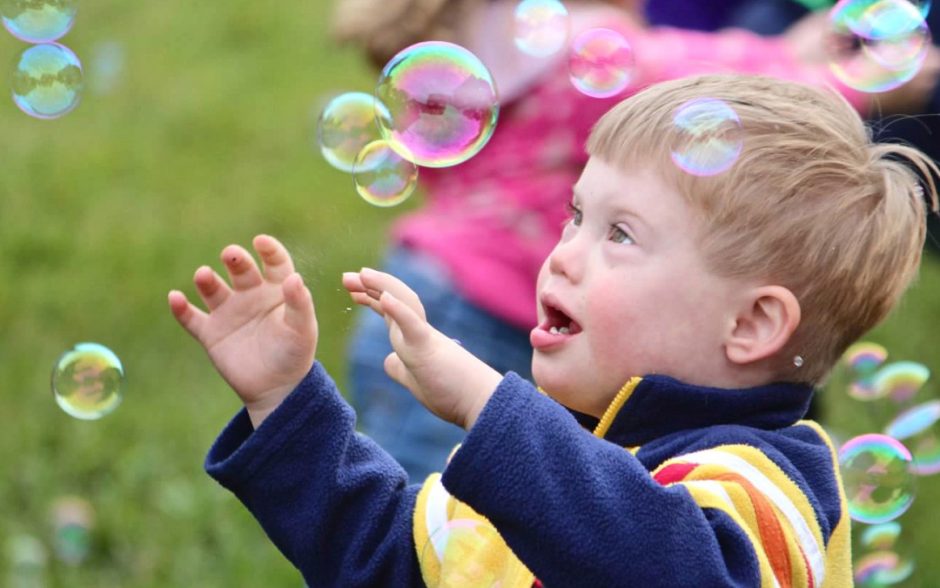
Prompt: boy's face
<box><xmin>531</xmin><ymin>157</ymin><xmax>747</xmax><ymax>417</ymax></box>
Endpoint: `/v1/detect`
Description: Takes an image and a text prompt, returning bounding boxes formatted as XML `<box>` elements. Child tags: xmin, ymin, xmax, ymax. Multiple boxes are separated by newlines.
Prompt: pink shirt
<box><xmin>393</xmin><ymin>10</ymin><xmax>867</xmax><ymax>330</ymax></box>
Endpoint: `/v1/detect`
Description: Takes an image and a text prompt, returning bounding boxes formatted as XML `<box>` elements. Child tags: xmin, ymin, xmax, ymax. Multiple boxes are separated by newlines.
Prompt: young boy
<box><xmin>168</xmin><ymin>74</ymin><xmax>937</xmax><ymax>587</ymax></box>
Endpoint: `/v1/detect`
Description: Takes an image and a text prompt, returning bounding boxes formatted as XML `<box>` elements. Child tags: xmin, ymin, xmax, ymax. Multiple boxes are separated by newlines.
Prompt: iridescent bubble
<box><xmin>50</xmin><ymin>496</ymin><xmax>94</xmax><ymax>565</ymax></box>
<box><xmin>419</xmin><ymin>519</ymin><xmax>510</xmax><ymax>588</ymax></box>
<box><xmin>843</xmin><ymin>341</ymin><xmax>890</xmax><ymax>400</ymax></box>
<box><xmin>5</xmin><ymin>534</ymin><xmax>47</xmax><ymax>587</ymax></box>
<box><xmin>376</xmin><ymin>41</ymin><xmax>499</xmax><ymax>168</ymax></box>
<box><xmin>669</xmin><ymin>98</ymin><xmax>744</xmax><ymax>177</ymax></box>
<box><xmin>568</xmin><ymin>28</ymin><xmax>634</xmax><ymax>98</ymax></box>
<box><xmin>886</xmin><ymin>401</ymin><xmax>940</xmax><ymax>475</ymax></box>
<box><xmin>861</xmin><ymin>521</ymin><xmax>902</xmax><ymax>550</ymax></box>
<box><xmin>352</xmin><ymin>139</ymin><xmax>418</xmax><ymax>207</ymax></box>
<box><xmin>1</xmin><ymin>0</ymin><xmax>76</xmax><ymax>43</ymax></box>
<box><xmin>872</xmin><ymin>361</ymin><xmax>929</xmax><ymax>403</ymax></box>
<box><xmin>514</xmin><ymin>0</ymin><xmax>570</xmax><ymax>58</ymax></box>
<box><xmin>885</xmin><ymin>399</ymin><xmax>940</xmax><ymax>440</ymax></box>
<box><xmin>839</xmin><ymin>434</ymin><xmax>915</xmax><ymax>524</ymax></box>
<box><xmin>317</xmin><ymin>92</ymin><xmax>392</xmax><ymax>173</ymax></box>
<box><xmin>844</xmin><ymin>341</ymin><xmax>889</xmax><ymax>373</ymax></box>
<box><xmin>854</xmin><ymin>550</ymin><xmax>915</xmax><ymax>586</ymax></box>
<box><xmin>827</xmin><ymin>0</ymin><xmax>931</xmax><ymax>93</ymax></box>
<box><xmin>88</xmin><ymin>40</ymin><xmax>125</xmax><ymax>96</ymax></box>
<box><xmin>11</xmin><ymin>42</ymin><xmax>83</xmax><ymax>120</ymax></box>
<box><xmin>51</xmin><ymin>342</ymin><xmax>124</xmax><ymax>420</ymax></box>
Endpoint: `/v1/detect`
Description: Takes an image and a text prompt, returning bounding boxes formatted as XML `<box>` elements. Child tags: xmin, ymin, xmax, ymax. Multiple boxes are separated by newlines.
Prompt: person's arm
<box><xmin>443</xmin><ymin>376</ymin><xmax>830</xmax><ymax>587</ymax></box>
<box><xmin>204</xmin><ymin>362</ymin><xmax>424</xmax><ymax>587</ymax></box>
<box><xmin>168</xmin><ymin>237</ymin><xmax>425</xmax><ymax>587</ymax></box>
<box><xmin>346</xmin><ymin>269</ymin><xmax>833</xmax><ymax>586</ymax></box>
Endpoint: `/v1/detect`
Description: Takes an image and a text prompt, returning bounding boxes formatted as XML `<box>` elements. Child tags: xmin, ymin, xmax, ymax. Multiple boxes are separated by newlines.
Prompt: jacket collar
<box><xmin>567</xmin><ymin>375</ymin><xmax>815</xmax><ymax>447</ymax></box>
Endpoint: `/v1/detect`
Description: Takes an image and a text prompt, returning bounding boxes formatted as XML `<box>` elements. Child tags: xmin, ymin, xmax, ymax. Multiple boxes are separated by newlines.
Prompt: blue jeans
<box><xmin>346</xmin><ymin>246</ymin><xmax>535</xmax><ymax>483</ymax></box>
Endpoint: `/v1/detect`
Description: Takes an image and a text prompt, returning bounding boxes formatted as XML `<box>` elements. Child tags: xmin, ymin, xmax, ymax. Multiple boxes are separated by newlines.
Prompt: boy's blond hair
<box><xmin>588</xmin><ymin>74</ymin><xmax>939</xmax><ymax>384</ymax></box>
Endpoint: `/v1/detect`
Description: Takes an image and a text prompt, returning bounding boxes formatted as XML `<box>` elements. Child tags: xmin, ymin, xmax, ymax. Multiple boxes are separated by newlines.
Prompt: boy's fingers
<box><xmin>221</xmin><ymin>244</ymin><xmax>264</xmax><ymax>291</ymax></box>
<box><xmin>168</xmin><ymin>290</ymin><xmax>208</xmax><ymax>341</ymax></box>
<box><xmin>380</xmin><ymin>291</ymin><xmax>427</xmax><ymax>346</ymax></box>
<box><xmin>361</xmin><ymin>268</ymin><xmax>426</xmax><ymax>320</ymax></box>
<box><xmin>254</xmin><ymin>234</ymin><xmax>296</xmax><ymax>283</ymax></box>
<box><xmin>349</xmin><ymin>291</ymin><xmax>383</xmax><ymax>315</ymax></box>
<box><xmin>383</xmin><ymin>351</ymin><xmax>418</xmax><ymax>393</ymax></box>
<box><xmin>282</xmin><ymin>273</ymin><xmax>317</xmax><ymax>336</ymax></box>
<box><xmin>341</xmin><ymin>272</ymin><xmax>365</xmax><ymax>293</ymax></box>
<box><xmin>193</xmin><ymin>266</ymin><xmax>232</xmax><ymax>310</ymax></box>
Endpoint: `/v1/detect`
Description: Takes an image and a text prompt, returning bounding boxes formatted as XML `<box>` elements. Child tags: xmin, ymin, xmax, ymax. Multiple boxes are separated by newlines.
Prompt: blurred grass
<box><xmin>1</xmin><ymin>0</ymin><xmax>939</xmax><ymax>586</ymax></box>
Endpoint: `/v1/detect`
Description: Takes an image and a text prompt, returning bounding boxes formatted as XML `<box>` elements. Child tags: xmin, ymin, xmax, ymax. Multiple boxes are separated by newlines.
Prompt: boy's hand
<box><xmin>168</xmin><ymin>235</ymin><xmax>318</xmax><ymax>428</ymax></box>
<box><xmin>343</xmin><ymin>269</ymin><xmax>502</xmax><ymax>430</ymax></box>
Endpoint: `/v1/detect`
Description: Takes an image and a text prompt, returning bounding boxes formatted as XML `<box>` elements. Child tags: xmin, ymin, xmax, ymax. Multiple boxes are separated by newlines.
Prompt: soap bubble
<box><xmin>827</xmin><ymin>0</ymin><xmax>931</xmax><ymax>93</ymax></box>
<box><xmin>11</xmin><ymin>42</ymin><xmax>83</xmax><ymax>120</ymax></box>
<box><xmin>51</xmin><ymin>342</ymin><xmax>124</xmax><ymax>420</ymax></box>
<box><xmin>1</xmin><ymin>0</ymin><xmax>76</xmax><ymax>43</ymax></box>
<box><xmin>885</xmin><ymin>400</ymin><xmax>940</xmax><ymax>476</ymax></box>
<box><xmin>839</xmin><ymin>434</ymin><xmax>915</xmax><ymax>524</ymax></box>
<box><xmin>843</xmin><ymin>341</ymin><xmax>889</xmax><ymax>400</ymax></box>
<box><xmin>514</xmin><ymin>0</ymin><xmax>570</xmax><ymax>58</ymax></box>
<box><xmin>50</xmin><ymin>496</ymin><xmax>94</xmax><ymax>565</ymax></box>
<box><xmin>669</xmin><ymin>98</ymin><xmax>744</xmax><ymax>177</ymax></box>
<box><xmin>352</xmin><ymin>139</ymin><xmax>418</xmax><ymax>207</ymax></box>
<box><xmin>317</xmin><ymin>92</ymin><xmax>391</xmax><ymax>173</ymax></box>
<box><xmin>376</xmin><ymin>41</ymin><xmax>499</xmax><ymax>168</ymax></box>
<box><xmin>854</xmin><ymin>550</ymin><xmax>915</xmax><ymax>586</ymax></box>
<box><xmin>872</xmin><ymin>361</ymin><xmax>929</xmax><ymax>403</ymax></box>
<box><xmin>568</xmin><ymin>28</ymin><xmax>634</xmax><ymax>98</ymax></box>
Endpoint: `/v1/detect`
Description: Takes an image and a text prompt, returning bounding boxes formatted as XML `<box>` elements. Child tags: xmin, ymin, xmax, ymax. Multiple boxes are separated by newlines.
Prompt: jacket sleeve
<box><xmin>441</xmin><ymin>373</ymin><xmax>834</xmax><ymax>588</ymax></box>
<box><xmin>204</xmin><ymin>362</ymin><xmax>424</xmax><ymax>588</ymax></box>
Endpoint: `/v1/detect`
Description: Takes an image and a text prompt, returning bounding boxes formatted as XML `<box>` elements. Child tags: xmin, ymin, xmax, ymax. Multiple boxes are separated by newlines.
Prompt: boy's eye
<box><xmin>609</xmin><ymin>225</ymin><xmax>634</xmax><ymax>244</ymax></box>
<box><xmin>566</xmin><ymin>201</ymin><xmax>583</xmax><ymax>226</ymax></box>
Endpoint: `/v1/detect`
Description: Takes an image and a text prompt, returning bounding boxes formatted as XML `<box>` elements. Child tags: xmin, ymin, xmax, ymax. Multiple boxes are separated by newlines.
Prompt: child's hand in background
<box><xmin>168</xmin><ymin>235</ymin><xmax>318</xmax><ymax>428</ymax></box>
<box><xmin>343</xmin><ymin>268</ymin><xmax>502</xmax><ymax>430</ymax></box>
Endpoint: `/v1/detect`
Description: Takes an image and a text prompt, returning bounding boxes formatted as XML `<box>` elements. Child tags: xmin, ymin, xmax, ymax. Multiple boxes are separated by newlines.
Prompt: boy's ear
<box><xmin>725</xmin><ymin>286</ymin><xmax>801</xmax><ymax>365</ymax></box>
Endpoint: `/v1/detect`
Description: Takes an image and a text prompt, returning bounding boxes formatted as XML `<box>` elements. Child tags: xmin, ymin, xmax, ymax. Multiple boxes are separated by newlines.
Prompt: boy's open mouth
<box><xmin>540</xmin><ymin>303</ymin><xmax>583</xmax><ymax>335</ymax></box>
<box><xmin>531</xmin><ymin>293</ymin><xmax>584</xmax><ymax>350</ymax></box>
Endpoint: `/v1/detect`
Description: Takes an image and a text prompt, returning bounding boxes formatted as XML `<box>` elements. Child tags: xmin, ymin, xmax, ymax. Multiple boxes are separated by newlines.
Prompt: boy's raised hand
<box><xmin>168</xmin><ymin>235</ymin><xmax>318</xmax><ymax>428</ymax></box>
<box><xmin>343</xmin><ymin>269</ymin><xmax>502</xmax><ymax>430</ymax></box>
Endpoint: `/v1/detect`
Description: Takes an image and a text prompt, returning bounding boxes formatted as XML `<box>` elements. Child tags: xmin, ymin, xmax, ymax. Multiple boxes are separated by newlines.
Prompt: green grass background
<box><xmin>0</xmin><ymin>0</ymin><xmax>938</xmax><ymax>585</ymax></box>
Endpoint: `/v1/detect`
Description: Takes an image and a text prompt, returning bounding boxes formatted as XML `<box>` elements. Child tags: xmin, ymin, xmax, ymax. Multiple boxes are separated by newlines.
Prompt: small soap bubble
<box><xmin>568</xmin><ymin>28</ymin><xmax>634</xmax><ymax>98</ymax></box>
<box><xmin>843</xmin><ymin>341</ymin><xmax>889</xmax><ymax>400</ymax></box>
<box><xmin>514</xmin><ymin>0</ymin><xmax>570</xmax><ymax>58</ymax></box>
<box><xmin>88</xmin><ymin>40</ymin><xmax>125</xmax><ymax>96</ymax></box>
<box><xmin>873</xmin><ymin>361</ymin><xmax>929</xmax><ymax>403</ymax></box>
<box><xmin>11</xmin><ymin>42</ymin><xmax>83</xmax><ymax>120</ymax></box>
<box><xmin>885</xmin><ymin>399</ymin><xmax>940</xmax><ymax>440</ymax></box>
<box><xmin>51</xmin><ymin>342</ymin><xmax>124</xmax><ymax>420</ymax></box>
<box><xmin>1</xmin><ymin>0</ymin><xmax>76</xmax><ymax>43</ymax></box>
<box><xmin>885</xmin><ymin>400</ymin><xmax>940</xmax><ymax>475</ymax></box>
<box><xmin>352</xmin><ymin>139</ymin><xmax>418</xmax><ymax>207</ymax></box>
<box><xmin>317</xmin><ymin>92</ymin><xmax>392</xmax><ymax>173</ymax></box>
<box><xmin>5</xmin><ymin>534</ymin><xmax>47</xmax><ymax>588</ymax></box>
<box><xmin>376</xmin><ymin>41</ymin><xmax>499</xmax><ymax>168</ymax></box>
<box><xmin>50</xmin><ymin>496</ymin><xmax>94</xmax><ymax>566</ymax></box>
<box><xmin>854</xmin><ymin>550</ymin><xmax>915</xmax><ymax>586</ymax></box>
<box><xmin>419</xmin><ymin>519</ymin><xmax>510</xmax><ymax>588</ymax></box>
<box><xmin>839</xmin><ymin>433</ymin><xmax>915</xmax><ymax>524</ymax></box>
<box><xmin>827</xmin><ymin>0</ymin><xmax>931</xmax><ymax>93</ymax></box>
<box><xmin>861</xmin><ymin>521</ymin><xmax>902</xmax><ymax>550</ymax></box>
<box><xmin>669</xmin><ymin>98</ymin><xmax>744</xmax><ymax>177</ymax></box>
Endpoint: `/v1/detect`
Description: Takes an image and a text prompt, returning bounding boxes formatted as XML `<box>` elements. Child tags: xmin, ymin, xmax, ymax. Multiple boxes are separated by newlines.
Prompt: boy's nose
<box><xmin>547</xmin><ymin>236</ymin><xmax>585</xmax><ymax>282</ymax></box>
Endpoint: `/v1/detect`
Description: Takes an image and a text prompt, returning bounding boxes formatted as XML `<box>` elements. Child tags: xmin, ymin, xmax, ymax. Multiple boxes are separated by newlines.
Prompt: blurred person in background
<box><xmin>331</xmin><ymin>0</ymin><xmax>939</xmax><ymax>482</ymax></box>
